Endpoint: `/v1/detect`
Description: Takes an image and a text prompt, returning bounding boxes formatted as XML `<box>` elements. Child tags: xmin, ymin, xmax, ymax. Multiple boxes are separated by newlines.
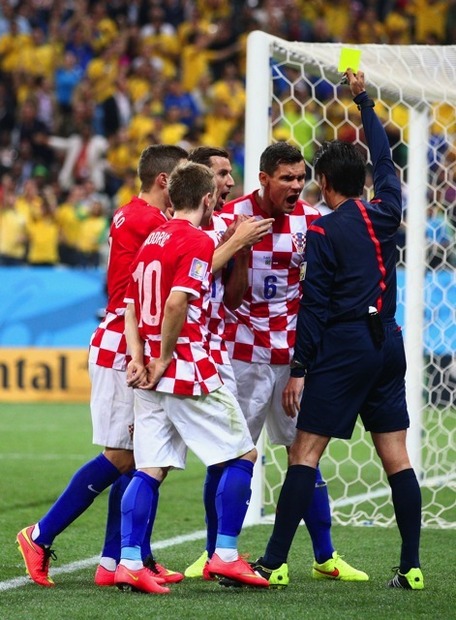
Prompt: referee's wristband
<box><xmin>354</xmin><ymin>91</ymin><xmax>375</xmax><ymax>111</ymax></box>
<box><xmin>290</xmin><ymin>358</ymin><xmax>307</xmax><ymax>378</ymax></box>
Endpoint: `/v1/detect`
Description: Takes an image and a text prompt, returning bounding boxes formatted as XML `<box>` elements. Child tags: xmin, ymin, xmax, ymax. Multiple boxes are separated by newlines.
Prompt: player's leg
<box><xmin>170</xmin><ymin>385</ymin><xmax>268</xmax><ymax>587</ymax></box>
<box><xmin>185</xmin><ymin>362</ymin><xmax>238</xmax><ymax>578</ymax></box>
<box><xmin>114</xmin><ymin>389</ymin><xmax>180</xmax><ymax>594</ymax></box>
<box><xmin>17</xmin><ymin>366</ymin><xmax>132</xmax><ymax>587</ymax></box>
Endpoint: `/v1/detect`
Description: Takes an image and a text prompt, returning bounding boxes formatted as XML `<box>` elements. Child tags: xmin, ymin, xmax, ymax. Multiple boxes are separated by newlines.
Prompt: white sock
<box><xmin>99</xmin><ymin>557</ymin><xmax>117</xmax><ymax>571</ymax></box>
<box><xmin>214</xmin><ymin>548</ymin><xmax>239</xmax><ymax>562</ymax></box>
<box><xmin>119</xmin><ymin>559</ymin><xmax>143</xmax><ymax>570</ymax></box>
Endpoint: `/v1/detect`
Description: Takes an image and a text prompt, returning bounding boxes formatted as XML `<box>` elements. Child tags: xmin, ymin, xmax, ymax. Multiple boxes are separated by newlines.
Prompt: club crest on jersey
<box><xmin>291</xmin><ymin>231</ymin><xmax>306</xmax><ymax>256</ymax></box>
<box><xmin>189</xmin><ymin>258</ymin><xmax>208</xmax><ymax>280</ymax></box>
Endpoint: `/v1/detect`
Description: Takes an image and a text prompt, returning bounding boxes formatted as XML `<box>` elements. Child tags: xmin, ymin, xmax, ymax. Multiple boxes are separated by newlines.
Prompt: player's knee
<box><xmin>239</xmin><ymin>447</ymin><xmax>257</xmax><ymax>464</ymax></box>
<box><xmin>103</xmin><ymin>448</ymin><xmax>135</xmax><ymax>473</ymax></box>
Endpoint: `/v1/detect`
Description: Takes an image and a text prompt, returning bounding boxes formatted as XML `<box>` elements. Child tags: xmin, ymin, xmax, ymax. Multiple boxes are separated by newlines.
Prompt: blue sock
<box><xmin>215</xmin><ymin>459</ymin><xmax>253</xmax><ymax>549</ymax></box>
<box><xmin>141</xmin><ymin>483</ymin><xmax>160</xmax><ymax>561</ymax></box>
<box><xmin>121</xmin><ymin>471</ymin><xmax>160</xmax><ymax>556</ymax></box>
<box><xmin>388</xmin><ymin>468</ymin><xmax>422</xmax><ymax>572</ymax></box>
<box><xmin>100</xmin><ymin>472</ymin><xmax>134</xmax><ymax>562</ymax></box>
<box><xmin>303</xmin><ymin>466</ymin><xmax>334</xmax><ymax>564</ymax></box>
<box><xmin>204</xmin><ymin>465</ymin><xmax>224</xmax><ymax>557</ymax></box>
<box><xmin>36</xmin><ymin>453</ymin><xmax>120</xmax><ymax>546</ymax></box>
<box><xmin>263</xmin><ymin>465</ymin><xmax>316</xmax><ymax>568</ymax></box>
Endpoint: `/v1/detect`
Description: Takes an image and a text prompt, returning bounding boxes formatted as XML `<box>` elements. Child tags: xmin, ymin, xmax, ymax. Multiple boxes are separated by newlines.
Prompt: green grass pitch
<box><xmin>0</xmin><ymin>402</ymin><xmax>453</xmax><ymax>620</ymax></box>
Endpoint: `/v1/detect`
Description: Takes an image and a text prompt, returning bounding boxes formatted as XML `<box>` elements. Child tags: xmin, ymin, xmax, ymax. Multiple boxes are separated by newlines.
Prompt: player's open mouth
<box><xmin>286</xmin><ymin>195</ymin><xmax>299</xmax><ymax>205</ymax></box>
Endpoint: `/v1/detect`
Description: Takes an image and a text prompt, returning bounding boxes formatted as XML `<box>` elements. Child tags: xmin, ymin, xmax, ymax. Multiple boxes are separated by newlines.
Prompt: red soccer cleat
<box><xmin>94</xmin><ymin>565</ymin><xmax>116</xmax><ymax>587</ymax></box>
<box><xmin>16</xmin><ymin>526</ymin><xmax>56</xmax><ymax>588</ymax></box>
<box><xmin>114</xmin><ymin>564</ymin><xmax>170</xmax><ymax>594</ymax></box>
<box><xmin>144</xmin><ymin>556</ymin><xmax>184</xmax><ymax>584</ymax></box>
<box><xmin>206</xmin><ymin>553</ymin><xmax>269</xmax><ymax>588</ymax></box>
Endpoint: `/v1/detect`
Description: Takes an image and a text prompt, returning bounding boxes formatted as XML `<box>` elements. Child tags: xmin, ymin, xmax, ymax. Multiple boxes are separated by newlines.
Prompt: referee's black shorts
<box><xmin>296</xmin><ymin>319</ymin><xmax>410</xmax><ymax>439</ymax></box>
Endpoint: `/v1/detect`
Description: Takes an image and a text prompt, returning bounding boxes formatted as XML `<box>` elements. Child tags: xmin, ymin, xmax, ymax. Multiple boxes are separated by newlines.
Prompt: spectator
<box><xmin>54</xmin><ymin>51</ymin><xmax>84</xmax><ymax>131</ymax></box>
<box><xmin>163</xmin><ymin>77</ymin><xmax>201</xmax><ymax>129</ymax></box>
<box><xmin>76</xmin><ymin>194</ymin><xmax>109</xmax><ymax>268</ymax></box>
<box><xmin>55</xmin><ymin>183</ymin><xmax>85</xmax><ymax>267</ymax></box>
<box><xmin>26</xmin><ymin>187</ymin><xmax>59</xmax><ymax>266</ymax></box>
<box><xmin>48</xmin><ymin>123</ymin><xmax>108</xmax><ymax>192</ymax></box>
<box><xmin>0</xmin><ymin>181</ymin><xmax>27</xmax><ymax>265</ymax></box>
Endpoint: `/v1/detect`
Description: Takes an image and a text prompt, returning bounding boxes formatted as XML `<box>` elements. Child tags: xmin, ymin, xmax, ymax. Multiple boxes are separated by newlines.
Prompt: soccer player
<box><xmin>116</xmin><ymin>162</ymin><xmax>269</xmax><ymax>594</ymax></box>
<box><xmin>16</xmin><ymin>144</ymin><xmax>188</xmax><ymax>588</ymax></box>
<box><xmin>184</xmin><ymin>147</ymin><xmax>274</xmax><ymax>577</ymax></box>
<box><xmin>256</xmin><ymin>69</ymin><xmax>423</xmax><ymax>590</ymax></box>
<box><xmin>216</xmin><ymin>141</ymin><xmax>368</xmax><ymax>586</ymax></box>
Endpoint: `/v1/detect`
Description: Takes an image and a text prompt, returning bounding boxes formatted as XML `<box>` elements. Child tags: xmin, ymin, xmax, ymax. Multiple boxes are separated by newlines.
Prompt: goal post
<box><xmin>243</xmin><ymin>31</ymin><xmax>456</xmax><ymax>528</ymax></box>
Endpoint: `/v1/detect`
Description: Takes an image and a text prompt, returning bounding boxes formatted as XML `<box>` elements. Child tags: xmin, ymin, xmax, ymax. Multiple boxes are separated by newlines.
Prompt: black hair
<box><xmin>313</xmin><ymin>140</ymin><xmax>366</xmax><ymax>196</ymax></box>
<box><xmin>137</xmin><ymin>144</ymin><xmax>188</xmax><ymax>192</ymax></box>
<box><xmin>188</xmin><ymin>146</ymin><xmax>229</xmax><ymax>167</ymax></box>
<box><xmin>259</xmin><ymin>141</ymin><xmax>304</xmax><ymax>176</ymax></box>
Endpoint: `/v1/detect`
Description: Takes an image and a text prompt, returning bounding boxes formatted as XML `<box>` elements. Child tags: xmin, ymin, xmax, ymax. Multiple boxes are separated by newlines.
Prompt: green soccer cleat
<box><xmin>184</xmin><ymin>550</ymin><xmax>208</xmax><ymax>578</ymax></box>
<box><xmin>250</xmin><ymin>560</ymin><xmax>289</xmax><ymax>588</ymax></box>
<box><xmin>312</xmin><ymin>551</ymin><xmax>369</xmax><ymax>581</ymax></box>
<box><xmin>388</xmin><ymin>567</ymin><xmax>424</xmax><ymax>590</ymax></box>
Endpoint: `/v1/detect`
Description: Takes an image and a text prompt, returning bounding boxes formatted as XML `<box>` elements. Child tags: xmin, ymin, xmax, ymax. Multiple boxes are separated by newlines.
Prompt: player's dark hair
<box><xmin>137</xmin><ymin>144</ymin><xmax>188</xmax><ymax>191</ymax></box>
<box><xmin>260</xmin><ymin>141</ymin><xmax>304</xmax><ymax>175</ymax></box>
<box><xmin>168</xmin><ymin>162</ymin><xmax>215</xmax><ymax>211</ymax></box>
<box><xmin>188</xmin><ymin>146</ymin><xmax>229</xmax><ymax>167</ymax></box>
<box><xmin>313</xmin><ymin>140</ymin><xmax>366</xmax><ymax>196</ymax></box>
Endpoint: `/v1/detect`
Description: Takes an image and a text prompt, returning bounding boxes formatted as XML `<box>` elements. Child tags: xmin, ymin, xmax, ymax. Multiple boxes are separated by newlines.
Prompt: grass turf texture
<box><xmin>0</xmin><ymin>403</ymin><xmax>453</xmax><ymax>620</ymax></box>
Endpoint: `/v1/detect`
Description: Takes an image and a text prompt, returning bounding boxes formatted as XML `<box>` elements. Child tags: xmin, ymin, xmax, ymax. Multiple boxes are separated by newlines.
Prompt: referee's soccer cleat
<box><xmin>206</xmin><ymin>553</ymin><xmax>269</xmax><ymax>588</ymax></box>
<box><xmin>114</xmin><ymin>564</ymin><xmax>170</xmax><ymax>594</ymax></box>
<box><xmin>184</xmin><ymin>550</ymin><xmax>208</xmax><ymax>578</ymax></box>
<box><xmin>388</xmin><ymin>567</ymin><xmax>424</xmax><ymax>590</ymax></box>
<box><xmin>219</xmin><ymin>558</ymin><xmax>288</xmax><ymax>588</ymax></box>
<box><xmin>143</xmin><ymin>555</ymin><xmax>184</xmax><ymax>583</ymax></box>
<box><xmin>312</xmin><ymin>551</ymin><xmax>369</xmax><ymax>581</ymax></box>
<box><xmin>16</xmin><ymin>525</ymin><xmax>56</xmax><ymax>587</ymax></box>
<box><xmin>250</xmin><ymin>559</ymin><xmax>289</xmax><ymax>588</ymax></box>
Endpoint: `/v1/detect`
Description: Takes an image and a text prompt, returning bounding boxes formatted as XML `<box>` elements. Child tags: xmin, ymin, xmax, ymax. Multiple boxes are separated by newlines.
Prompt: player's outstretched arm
<box><xmin>212</xmin><ymin>216</ymin><xmax>274</xmax><ymax>272</ymax></box>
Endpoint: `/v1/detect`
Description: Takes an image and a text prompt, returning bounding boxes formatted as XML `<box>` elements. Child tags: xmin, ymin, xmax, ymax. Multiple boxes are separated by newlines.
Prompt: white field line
<box><xmin>1</xmin><ymin>529</ymin><xmax>207</xmax><ymax>592</ymax></box>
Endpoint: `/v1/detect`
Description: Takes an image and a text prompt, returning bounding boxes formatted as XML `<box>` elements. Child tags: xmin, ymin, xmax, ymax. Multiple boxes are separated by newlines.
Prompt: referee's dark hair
<box><xmin>313</xmin><ymin>140</ymin><xmax>366</xmax><ymax>196</ymax></box>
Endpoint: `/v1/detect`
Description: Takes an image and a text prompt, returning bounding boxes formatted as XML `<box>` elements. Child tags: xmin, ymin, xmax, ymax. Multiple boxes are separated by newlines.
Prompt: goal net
<box><xmin>244</xmin><ymin>31</ymin><xmax>456</xmax><ymax>529</ymax></box>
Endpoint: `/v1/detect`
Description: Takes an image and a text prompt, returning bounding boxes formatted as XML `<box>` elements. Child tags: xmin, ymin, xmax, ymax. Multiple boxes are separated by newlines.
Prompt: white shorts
<box><xmin>232</xmin><ymin>359</ymin><xmax>297</xmax><ymax>446</ymax></box>
<box><xmin>217</xmin><ymin>362</ymin><xmax>238</xmax><ymax>398</ymax></box>
<box><xmin>133</xmin><ymin>384</ymin><xmax>254</xmax><ymax>469</ymax></box>
<box><xmin>89</xmin><ymin>363</ymin><xmax>134</xmax><ymax>450</ymax></box>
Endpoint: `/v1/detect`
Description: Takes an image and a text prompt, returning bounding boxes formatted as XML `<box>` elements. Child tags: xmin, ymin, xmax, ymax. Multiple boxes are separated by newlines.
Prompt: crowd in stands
<box><xmin>0</xmin><ymin>0</ymin><xmax>455</xmax><ymax>268</ymax></box>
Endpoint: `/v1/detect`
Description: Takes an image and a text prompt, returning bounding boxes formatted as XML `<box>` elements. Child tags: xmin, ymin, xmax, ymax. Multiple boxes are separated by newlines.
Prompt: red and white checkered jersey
<box><xmin>221</xmin><ymin>192</ymin><xmax>320</xmax><ymax>364</ymax></box>
<box><xmin>124</xmin><ymin>218</ymin><xmax>222</xmax><ymax>396</ymax></box>
<box><xmin>89</xmin><ymin>197</ymin><xmax>167</xmax><ymax>370</ymax></box>
<box><xmin>202</xmin><ymin>213</ymin><xmax>231</xmax><ymax>365</ymax></box>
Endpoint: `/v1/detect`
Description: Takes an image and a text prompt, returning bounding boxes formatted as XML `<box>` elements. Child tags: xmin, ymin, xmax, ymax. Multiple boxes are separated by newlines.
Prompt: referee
<box><xmin>254</xmin><ymin>69</ymin><xmax>423</xmax><ymax>590</ymax></box>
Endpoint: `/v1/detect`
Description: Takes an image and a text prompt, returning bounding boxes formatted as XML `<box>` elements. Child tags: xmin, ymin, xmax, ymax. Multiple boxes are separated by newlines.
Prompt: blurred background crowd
<box><xmin>0</xmin><ymin>0</ymin><xmax>455</xmax><ymax>268</ymax></box>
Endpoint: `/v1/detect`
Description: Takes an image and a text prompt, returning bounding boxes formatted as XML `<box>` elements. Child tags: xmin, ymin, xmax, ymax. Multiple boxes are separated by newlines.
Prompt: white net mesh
<box><xmin>247</xmin><ymin>33</ymin><xmax>456</xmax><ymax>528</ymax></box>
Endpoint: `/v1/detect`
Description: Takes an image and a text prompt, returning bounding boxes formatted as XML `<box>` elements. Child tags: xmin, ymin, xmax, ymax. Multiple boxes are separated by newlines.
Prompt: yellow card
<box><xmin>338</xmin><ymin>48</ymin><xmax>362</xmax><ymax>73</ymax></box>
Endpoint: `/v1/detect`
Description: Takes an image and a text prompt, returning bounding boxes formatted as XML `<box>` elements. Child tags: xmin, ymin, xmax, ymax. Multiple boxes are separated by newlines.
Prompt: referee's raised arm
<box><xmin>345</xmin><ymin>68</ymin><xmax>402</xmax><ymax>220</ymax></box>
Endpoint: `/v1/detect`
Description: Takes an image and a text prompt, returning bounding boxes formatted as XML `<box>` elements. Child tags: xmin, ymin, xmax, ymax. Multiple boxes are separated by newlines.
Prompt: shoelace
<box><xmin>41</xmin><ymin>547</ymin><xmax>57</xmax><ymax>571</ymax></box>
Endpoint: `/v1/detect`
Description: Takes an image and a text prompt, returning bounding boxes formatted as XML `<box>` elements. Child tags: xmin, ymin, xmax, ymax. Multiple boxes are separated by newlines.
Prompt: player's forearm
<box><xmin>160</xmin><ymin>293</ymin><xmax>188</xmax><ymax>364</ymax></box>
<box><xmin>124</xmin><ymin>303</ymin><xmax>144</xmax><ymax>363</ymax></box>
<box><xmin>223</xmin><ymin>252</ymin><xmax>249</xmax><ymax>311</ymax></box>
<box><xmin>212</xmin><ymin>234</ymin><xmax>245</xmax><ymax>272</ymax></box>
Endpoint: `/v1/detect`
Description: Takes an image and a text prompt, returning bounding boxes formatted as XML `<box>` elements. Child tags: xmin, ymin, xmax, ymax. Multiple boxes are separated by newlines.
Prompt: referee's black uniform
<box><xmin>294</xmin><ymin>91</ymin><xmax>410</xmax><ymax>439</ymax></box>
